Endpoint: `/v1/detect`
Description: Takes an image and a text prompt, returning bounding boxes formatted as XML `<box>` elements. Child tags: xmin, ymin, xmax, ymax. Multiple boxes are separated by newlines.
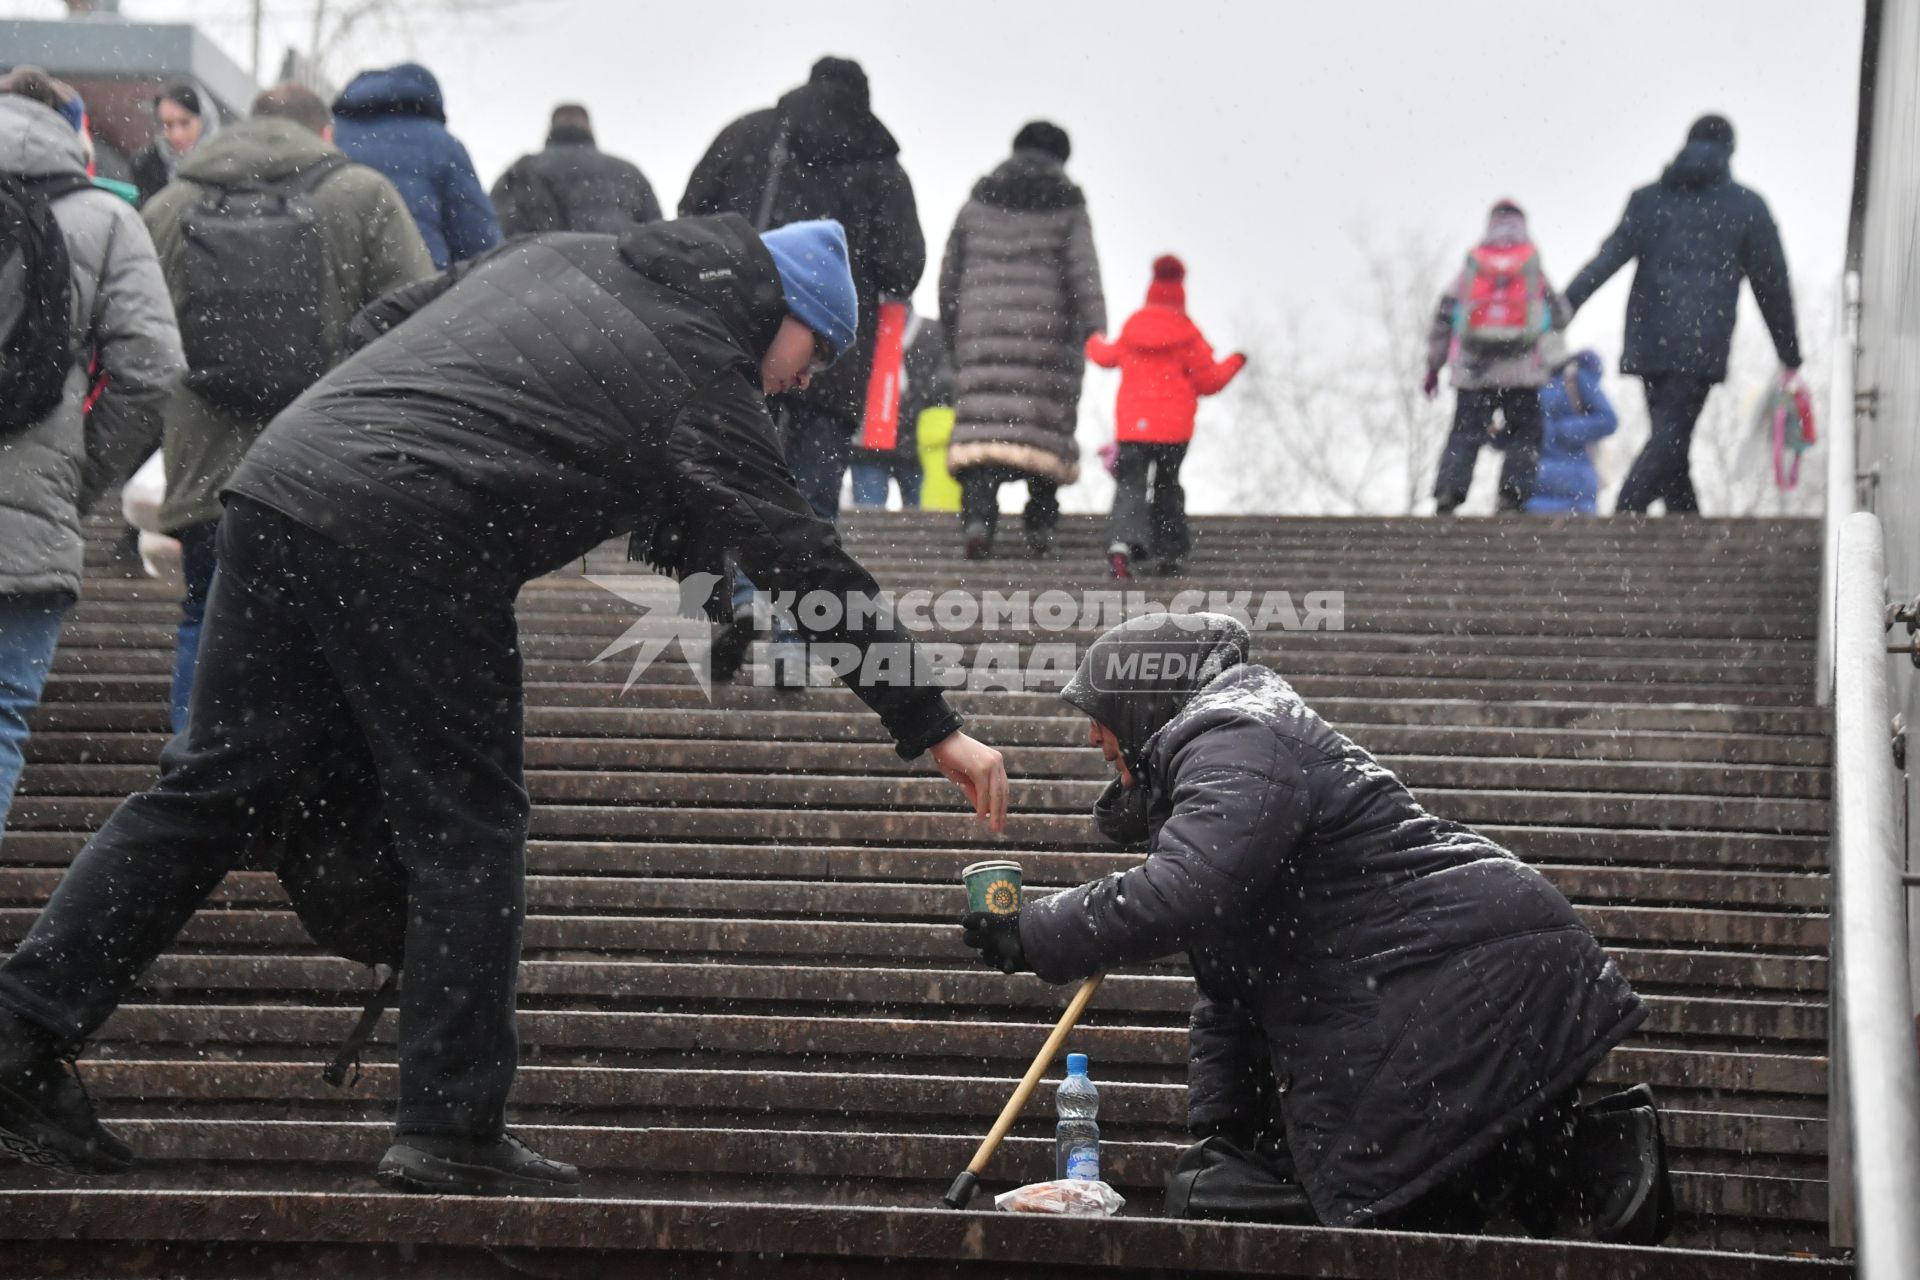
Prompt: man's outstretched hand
<box><xmin>929</xmin><ymin>731</ymin><xmax>1008</xmax><ymax>833</ymax></box>
<box><xmin>961</xmin><ymin>911</ymin><xmax>1028</xmax><ymax>974</ymax></box>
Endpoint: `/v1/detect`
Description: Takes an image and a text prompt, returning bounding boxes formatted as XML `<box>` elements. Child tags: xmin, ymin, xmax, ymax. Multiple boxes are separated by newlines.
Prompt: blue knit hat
<box><xmin>759</xmin><ymin>219</ymin><xmax>858</xmax><ymax>364</ymax></box>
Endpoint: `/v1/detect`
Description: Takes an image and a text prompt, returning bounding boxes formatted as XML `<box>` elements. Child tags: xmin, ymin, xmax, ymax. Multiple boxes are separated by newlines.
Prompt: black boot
<box><xmin>376</xmin><ymin>1130</ymin><xmax>580</xmax><ymax>1197</ymax></box>
<box><xmin>1584</xmin><ymin>1085</ymin><xmax>1675</xmax><ymax>1241</ymax></box>
<box><xmin>0</xmin><ymin>1007</ymin><xmax>133</xmax><ymax>1175</ymax></box>
<box><xmin>1570</xmin><ymin>1104</ymin><xmax>1670</xmax><ymax>1245</ymax></box>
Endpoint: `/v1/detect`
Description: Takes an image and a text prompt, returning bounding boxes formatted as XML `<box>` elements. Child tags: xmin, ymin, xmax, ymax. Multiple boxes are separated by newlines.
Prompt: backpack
<box><xmin>247</xmin><ymin>744</ymin><xmax>407</xmax><ymax>1086</ymax></box>
<box><xmin>0</xmin><ymin>172</ymin><xmax>92</xmax><ymax>433</ymax></box>
<box><xmin>176</xmin><ymin>155</ymin><xmax>348</xmax><ymax>417</ymax></box>
<box><xmin>1452</xmin><ymin>244</ymin><xmax>1549</xmax><ymax>354</ymax></box>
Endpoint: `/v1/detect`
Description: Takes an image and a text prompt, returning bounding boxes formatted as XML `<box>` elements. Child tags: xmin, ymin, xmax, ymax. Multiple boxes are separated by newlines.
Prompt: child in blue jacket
<box><xmin>1527</xmin><ymin>348</ymin><xmax>1618</xmax><ymax>514</ymax></box>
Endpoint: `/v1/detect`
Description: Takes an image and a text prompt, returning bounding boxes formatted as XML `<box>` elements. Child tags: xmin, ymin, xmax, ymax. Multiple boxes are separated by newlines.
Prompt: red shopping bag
<box><xmin>859</xmin><ymin>299</ymin><xmax>908</xmax><ymax>451</ymax></box>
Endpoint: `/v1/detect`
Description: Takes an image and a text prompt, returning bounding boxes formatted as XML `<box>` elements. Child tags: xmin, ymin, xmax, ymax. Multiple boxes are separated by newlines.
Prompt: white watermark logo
<box><xmin>585</xmin><ymin>572</ymin><xmax>727</xmax><ymax>697</ymax></box>
<box><xmin>585</xmin><ymin>580</ymin><xmax>1344</xmax><ymax>698</ymax></box>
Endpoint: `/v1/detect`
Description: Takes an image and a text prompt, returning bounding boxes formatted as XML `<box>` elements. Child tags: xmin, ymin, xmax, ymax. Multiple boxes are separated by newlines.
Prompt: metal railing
<box><xmin>1826</xmin><ymin>511</ymin><xmax>1920</xmax><ymax>1272</ymax></box>
<box><xmin>1816</xmin><ymin>271</ymin><xmax>1861</xmax><ymax>707</ymax></box>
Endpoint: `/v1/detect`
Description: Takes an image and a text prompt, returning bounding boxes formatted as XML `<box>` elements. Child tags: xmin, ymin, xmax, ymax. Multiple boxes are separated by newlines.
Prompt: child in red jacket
<box><xmin>1087</xmin><ymin>255</ymin><xmax>1245</xmax><ymax>578</ymax></box>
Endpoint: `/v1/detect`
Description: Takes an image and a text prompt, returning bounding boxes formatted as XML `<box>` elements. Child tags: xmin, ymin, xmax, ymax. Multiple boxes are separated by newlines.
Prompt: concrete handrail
<box><xmin>1816</xmin><ymin>272</ymin><xmax>1862</xmax><ymax>706</ymax></box>
<box><xmin>1827</xmin><ymin>511</ymin><xmax>1920</xmax><ymax>1273</ymax></box>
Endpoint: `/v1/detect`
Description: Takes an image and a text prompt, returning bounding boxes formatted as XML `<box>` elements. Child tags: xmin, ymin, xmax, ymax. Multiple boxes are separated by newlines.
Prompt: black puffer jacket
<box><xmin>679</xmin><ymin>63</ymin><xmax>925</xmax><ymax>427</ymax></box>
<box><xmin>227</xmin><ymin>213</ymin><xmax>960</xmax><ymax>759</ymax></box>
<box><xmin>1565</xmin><ymin>139</ymin><xmax>1799</xmax><ymax>382</ymax></box>
<box><xmin>490</xmin><ymin>128</ymin><xmax>663</xmax><ymax>236</ymax></box>
<box><xmin>1024</xmin><ymin>614</ymin><xmax>1645</xmax><ymax>1227</ymax></box>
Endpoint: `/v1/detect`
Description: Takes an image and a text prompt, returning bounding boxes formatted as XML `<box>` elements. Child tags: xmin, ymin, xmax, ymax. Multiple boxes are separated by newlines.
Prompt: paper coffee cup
<box><xmin>962</xmin><ymin>860</ymin><xmax>1022</xmax><ymax>915</ymax></box>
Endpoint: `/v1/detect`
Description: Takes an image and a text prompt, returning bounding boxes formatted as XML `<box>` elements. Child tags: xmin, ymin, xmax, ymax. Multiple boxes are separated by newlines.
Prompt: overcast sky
<box><xmin>5</xmin><ymin>0</ymin><xmax>1869</xmax><ymax>508</ymax></box>
<box><xmin>8</xmin><ymin>1</ymin><xmax>1863</xmax><ymax>327</ymax></box>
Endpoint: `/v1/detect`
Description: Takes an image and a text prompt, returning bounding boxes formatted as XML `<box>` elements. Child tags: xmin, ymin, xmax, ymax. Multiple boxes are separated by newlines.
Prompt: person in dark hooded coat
<box><xmin>962</xmin><ymin>612</ymin><xmax>1669</xmax><ymax>1241</ymax></box>
<box><xmin>1564</xmin><ymin>114</ymin><xmax>1800</xmax><ymax>515</ymax></box>
<box><xmin>331</xmin><ymin>63</ymin><xmax>502</xmax><ymax>269</ymax></box>
<box><xmin>680</xmin><ymin>56</ymin><xmax>925</xmax><ymax>520</ymax></box>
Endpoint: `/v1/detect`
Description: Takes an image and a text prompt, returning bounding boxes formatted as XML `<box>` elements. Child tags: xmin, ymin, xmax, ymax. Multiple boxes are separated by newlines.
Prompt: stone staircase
<box><xmin>0</xmin><ymin>511</ymin><xmax>1847</xmax><ymax>1277</ymax></box>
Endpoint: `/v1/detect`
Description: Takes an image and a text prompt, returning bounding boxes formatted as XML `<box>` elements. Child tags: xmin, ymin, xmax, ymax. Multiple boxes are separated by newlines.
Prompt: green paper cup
<box><xmin>962</xmin><ymin>860</ymin><xmax>1023</xmax><ymax>915</ymax></box>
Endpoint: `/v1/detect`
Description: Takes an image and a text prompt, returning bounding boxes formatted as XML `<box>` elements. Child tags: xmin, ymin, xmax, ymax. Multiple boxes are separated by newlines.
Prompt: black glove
<box><xmin>961</xmin><ymin>911</ymin><xmax>1028</xmax><ymax>974</ymax></box>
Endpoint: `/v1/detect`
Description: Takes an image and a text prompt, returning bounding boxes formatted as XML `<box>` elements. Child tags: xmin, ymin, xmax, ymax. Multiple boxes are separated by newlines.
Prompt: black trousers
<box><xmin>958</xmin><ymin>467</ymin><xmax>1059</xmax><ymax>539</ymax></box>
<box><xmin>1433</xmin><ymin>386</ymin><xmax>1544</xmax><ymax>510</ymax></box>
<box><xmin>1615</xmin><ymin>374</ymin><xmax>1714</xmax><ymax>514</ymax></box>
<box><xmin>1371</xmin><ymin>1094</ymin><xmax>1581</xmax><ymax>1234</ymax></box>
<box><xmin>0</xmin><ymin>498</ymin><xmax>529</xmax><ymax>1138</ymax></box>
<box><xmin>1108</xmin><ymin>442</ymin><xmax>1190</xmax><ymax>560</ymax></box>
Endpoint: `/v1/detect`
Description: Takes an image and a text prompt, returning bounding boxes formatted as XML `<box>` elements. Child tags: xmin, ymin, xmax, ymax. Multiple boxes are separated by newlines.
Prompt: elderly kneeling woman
<box><xmin>961</xmin><ymin>613</ymin><xmax>1670</xmax><ymax>1242</ymax></box>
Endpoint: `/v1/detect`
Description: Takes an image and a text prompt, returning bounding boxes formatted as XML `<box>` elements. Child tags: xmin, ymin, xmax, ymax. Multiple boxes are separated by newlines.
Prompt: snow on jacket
<box><xmin>1424</xmin><ymin>206</ymin><xmax>1572</xmax><ymax>391</ymax></box>
<box><xmin>679</xmin><ymin>70</ymin><xmax>924</xmax><ymax>429</ymax></box>
<box><xmin>141</xmin><ymin>116</ymin><xmax>435</xmax><ymax>533</ymax></box>
<box><xmin>490</xmin><ymin>127</ymin><xmax>664</xmax><ymax>236</ymax></box>
<box><xmin>227</xmin><ymin>213</ymin><xmax>961</xmax><ymax>759</ymax></box>
<box><xmin>1527</xmin><ymin>350</ymin><xmax>1618</xmax><ymax>515</ymax></box>
<box><xmin>331</xmin><ymin>64</ymin><xmax>501</xmax><ymax>269</ymax></box>
<box><xmin>939</xmin><ymin>151</ymin><xmax>1105</xmax><ymax>483</ymax></box>
<box><xmin>1565</xmin><ymin>138</ymin><xmax>1800</xmax><ymax>383</ymax></box>
<box><xmin>1026</xmin><ymin>613</ymin><xmax>1645</xmax><ymax>1227</ymax></box>
<box><xmin>0</xmin><ymin>94</ymin><xmax>184</xmax><ymax>598</ymax></box>
<box><xmin>1086</xmin><ymin>304</ymin><xmax>1243</xmax><ymax>446</ymax></box>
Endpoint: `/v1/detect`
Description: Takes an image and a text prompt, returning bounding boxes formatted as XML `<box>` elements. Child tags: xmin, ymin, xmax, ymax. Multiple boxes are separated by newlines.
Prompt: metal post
<box><xmin>1817</xmin><ymin>271</ymin><xmax>1862</xmax><ymax>707</ymax></box>
<box><xmin>1829</xmin><ymin>512</ymin><xmax>1920</xmax><ymax>1272</ymax></box>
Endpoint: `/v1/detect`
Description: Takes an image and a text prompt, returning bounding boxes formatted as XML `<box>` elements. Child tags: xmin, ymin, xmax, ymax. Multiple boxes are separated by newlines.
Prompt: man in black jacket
<box><xmin>1564</xmin><ymin>114</ymin><xmax>1801</xmax><ymax>515</ymax></box>
<box><xmin>681</xmin><ymin>57</ymin><xmax>924</xmax><ymax>522</ymax></box>
<box><xmin>490</xmin><ymin>103</ymin><xmax>663</xmax><ymax>235</ymax></box>
<box><xmin>0</xmin><ymin>213</ymin><xmax>1007</xmax><ymax>1197</ymax></box>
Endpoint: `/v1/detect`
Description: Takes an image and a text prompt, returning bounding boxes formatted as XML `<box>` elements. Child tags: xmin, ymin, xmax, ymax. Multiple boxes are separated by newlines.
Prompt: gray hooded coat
<box><xmin>939</xmin><ymin>151</ymin><xmax>1105</xmax><ymax>484</ymax></box>
<box><xmin>1024</xmin><ymin>613</ymin><xmax>1646</xmax><ymax>1227</ymax></box>
<box><xmin>0</xmin><ymin>95</ymin><xmax>184</xmax><ymax>599</ymax></box>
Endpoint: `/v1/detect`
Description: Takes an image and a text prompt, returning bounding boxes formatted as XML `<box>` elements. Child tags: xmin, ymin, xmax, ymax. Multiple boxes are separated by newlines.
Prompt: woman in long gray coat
<box><xmin>961</xmin><ymin>613</ymin><xmax>1670</xmax><ymax>1242</ymax></box>
<box><xmin>938</xmin><ymin>121</ymin><xmax>1104</xmax><ymax>560</ymax></box>
<box><xmin>0</xmin><ymin>75</ymin><xmax>184</xmax><ymax>833</ymax></box>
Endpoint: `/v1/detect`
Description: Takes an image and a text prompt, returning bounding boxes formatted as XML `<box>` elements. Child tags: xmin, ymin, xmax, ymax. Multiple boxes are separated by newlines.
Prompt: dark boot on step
<box><xmin>376</xmin><ymin>1130</ymin><xmax>580</xmax><ymax>1197</ymax></box>
<box><xmin>1569</xmin><ymin>1103</ymin><xmax>1671</xmax><ymax>1245</ymax></box>
<box><xmin>0</xmin><ymin>1007</ymin><xmax>132</xmax><ymax>1175</ymax></box>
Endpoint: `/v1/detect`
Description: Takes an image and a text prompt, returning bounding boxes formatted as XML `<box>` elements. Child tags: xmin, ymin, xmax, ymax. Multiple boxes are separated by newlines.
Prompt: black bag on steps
<box><xmin>246</xmin><ymin>744</ymin><xmax>405</xmax><ymax>1087</ymax></box>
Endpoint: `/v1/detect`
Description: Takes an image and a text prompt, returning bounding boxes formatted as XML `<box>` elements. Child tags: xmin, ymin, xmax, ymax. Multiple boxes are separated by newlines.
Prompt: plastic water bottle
<box><xmin>1055</xmin><ymin>1052</ymin><xmax>1101</xmax><ymax>1180</ymax></box>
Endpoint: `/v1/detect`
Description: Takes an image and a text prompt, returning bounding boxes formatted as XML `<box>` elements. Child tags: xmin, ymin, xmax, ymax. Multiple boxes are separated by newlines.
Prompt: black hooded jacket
<box><xmin>1032</xmin><ymin>614</ymin><xmax>1645</xmax><ymax>1226</ymax></box>
<box><xmin>679</xmin><ymin>67</ymin><xmax>925</xmax><ymax>426</ymax></box>
<box><xmin>1565</xmin><ymin>139</ymin><xmax>1799</xmax><ymax>382</ymax></box>
<box><xmin>226</xmin><ymin>213</ymin><xmax>960</xmax><ymax>758</ymax></box>
<box><xmin>490</xmin><ymin>128</ymin><xmax>664</xmax><ymax>236</ymax></box>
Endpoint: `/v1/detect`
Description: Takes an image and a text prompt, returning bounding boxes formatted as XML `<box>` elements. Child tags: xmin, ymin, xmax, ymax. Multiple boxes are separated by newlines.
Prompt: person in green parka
<box><xmin>142</xmin><ymin>83</ymin><xmax>435</xmax><ymax>734</ymax></box>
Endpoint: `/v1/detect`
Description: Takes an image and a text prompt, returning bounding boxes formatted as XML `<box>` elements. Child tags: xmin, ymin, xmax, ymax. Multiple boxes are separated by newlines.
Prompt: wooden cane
<box><xmin>942</xmin><ymin>972</ymin><xmax>1106</xmax><ymax>1209</ymax></box>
